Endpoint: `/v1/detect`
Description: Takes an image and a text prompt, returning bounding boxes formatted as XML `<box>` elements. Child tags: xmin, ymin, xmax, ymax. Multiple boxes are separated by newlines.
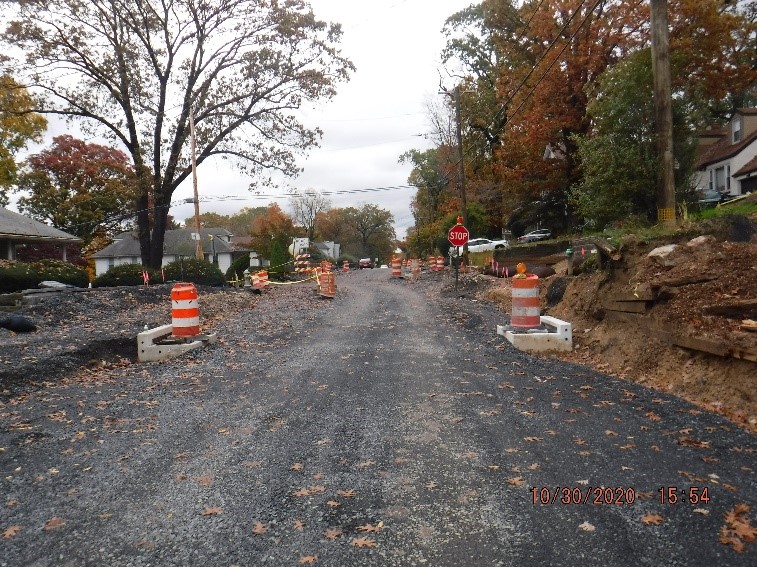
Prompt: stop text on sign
<box><xmin>448</xmin><ymin>225</ymin><xmax>469</xmax><ymax>247</ymax></box>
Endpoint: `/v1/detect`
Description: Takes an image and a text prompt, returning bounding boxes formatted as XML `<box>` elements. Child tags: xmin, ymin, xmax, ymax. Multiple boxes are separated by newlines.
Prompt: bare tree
<box><xmin>288</xmin><ymin>189</ymin><xmax>331</xmax><ymax>240</ymax></box>
<box><xmin>2</xmin><ymin>0</ymin><xmax>354</xmax><ymax>267</ymax></box>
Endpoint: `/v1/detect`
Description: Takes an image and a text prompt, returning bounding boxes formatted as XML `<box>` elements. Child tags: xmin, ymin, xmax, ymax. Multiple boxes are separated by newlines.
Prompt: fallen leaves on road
<box><xmin>352</xmin><ymin>536</ymin><xmax>377</xmax><ymax>548</ymax></box>
<box><xmin>642</xmin><ymin>513</ymin><xmax>664</xmax><ymax>526</ymax></box>
<box><xmin>200</xmin><ymin>506</ymin><xmax>222</xmax><ymax>516</ymax></box>
<box><xmin>324</xmin><ymin>527</ymin><xmax>343</xmax><ymax>540</ymax></box>
<box><xmin>326</xmin><ymin>500</ymin><xmax>340</xmax><ymax>508</ymax></box>
<box><xmin>578</xmin><ymin>521</ymin><xmax>595</xmax><ymax>532</ymax></box>
<box><xmin>293</xmin><ymin>519</ymin><xmax>305</xmax><ymax>530</ymax></box>
<box><xmin>356</xmin><ymin>522</ymin><xmax>383</xmax><ymax>533</ymax></box>
<box><xmin>43</xmin><ymin>517</ymin><xmax>65</xmax><ymax>530</ymax></box>
<box><xmin>678</xmin><ymin>437</ymin><xmax>711</xmax><ymax>449</ymax></box>
<box><xmin>196</xmin><ymin>474</ymin><xmax>213</xmax><ymax>487</ymax></box>
<box><xmin>719</xmin><ymin>504</ymin><xmax>757</xmax><ymax>553</ymax></box>
<box><xmin>506</xmin><ymin>476</ymin><xmax>525</xmax><ymax>487</ymax></box>
<box><xmin>336</xmin><ymin>489</ymin><xmax>356</xmax><ymax>498</ymax></box>
<box><xmin>251</xmin><ymin>521</ymin><xmax>268</xmax><ymax>535</ymax></box>
<box><xmin>2</xmin><ymin>525</ymin><xmax>21</xmax><ymax>539</ymax></box>
<box><xmin>299</xmin><ymin>556</ymin><xmax>317</xmax><ymax>564</ymax></box>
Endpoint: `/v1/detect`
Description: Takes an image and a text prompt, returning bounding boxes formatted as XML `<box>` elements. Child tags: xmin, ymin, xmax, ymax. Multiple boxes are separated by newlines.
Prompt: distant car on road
<box><xmin>518</xmin><ymin>229</ymin><xmax>552</xmax><ymax>243</ymax></box>
<box><xmin>463</xmin><ymin>237</ymin><xmax>510</xmax><ymax>253</ymax></box>
<box><xmin>358</xmin><ymin>258</ymin><xmax>374</xmax><ymax>269</ymax></box>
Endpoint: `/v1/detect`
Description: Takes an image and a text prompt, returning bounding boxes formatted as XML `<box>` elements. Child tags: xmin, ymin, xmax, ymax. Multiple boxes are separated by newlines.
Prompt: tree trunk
<box><xmin>136</xmin><ymin>192</ymin><xmax>151</xmax><ymax>267</ymax></box>
<box><xmin>148</xmin><ymin>192</ymin><xmax>170</xmax><ymax>269</ymax></box>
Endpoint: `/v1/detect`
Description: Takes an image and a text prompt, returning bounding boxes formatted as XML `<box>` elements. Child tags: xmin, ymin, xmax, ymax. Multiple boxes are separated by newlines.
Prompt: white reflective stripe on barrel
<box><xmin>511</xmin><ymin>288</ymin><xmax>539</xmax><ymax>298</ymax></box>
<box><xmin>172</xmin><ymin>316</ymin><xmax>200</xmax><ymax>327</ymax></box>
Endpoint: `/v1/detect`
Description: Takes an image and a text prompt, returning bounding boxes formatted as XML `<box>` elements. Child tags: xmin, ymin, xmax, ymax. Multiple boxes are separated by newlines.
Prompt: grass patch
<box><xmin>694</xmin><ymin>202</ymin><xmax>757</xmax><ymax>220</ymax></box>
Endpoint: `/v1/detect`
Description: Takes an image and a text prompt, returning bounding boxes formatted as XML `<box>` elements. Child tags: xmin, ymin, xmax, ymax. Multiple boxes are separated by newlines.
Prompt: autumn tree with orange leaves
<box><xmin>248</xmin><ymin>203</ymin><xmax>298</xmax><ymax>262</ymax></box>
<box><xmin>406</xmin><ymin>0</ymin><xmax>757</xmax><ymax>244</ymax></box>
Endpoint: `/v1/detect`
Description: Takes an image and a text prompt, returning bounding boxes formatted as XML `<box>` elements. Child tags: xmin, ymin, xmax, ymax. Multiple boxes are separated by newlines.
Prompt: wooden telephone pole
<box><xmin>650</xmin><ymin>0</ymin><xmax>676</xmax><ymax>226</ymax></box>
<box><xmin>189</xmin><ymin>112</ymin><xmax>204</xmax><ymax>259</ymax></box>
<box><xmin>453</xmin><ymin>85</ymin><xmax>469</xmax><ymax>233</ymax></box>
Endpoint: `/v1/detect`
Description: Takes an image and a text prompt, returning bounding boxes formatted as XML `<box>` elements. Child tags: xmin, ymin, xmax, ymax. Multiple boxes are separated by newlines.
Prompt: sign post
<box><xmin>448</xmin><ymin>218</ymin><xmax>469</xmax><ymax>290</ymax></box>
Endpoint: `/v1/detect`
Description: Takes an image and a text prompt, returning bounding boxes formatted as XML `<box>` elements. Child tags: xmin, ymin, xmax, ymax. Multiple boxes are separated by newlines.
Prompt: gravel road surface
<box><xmin>1</xmin><ymin>268</ymin><xmax>756</xmax><ymax>566</ymax></box>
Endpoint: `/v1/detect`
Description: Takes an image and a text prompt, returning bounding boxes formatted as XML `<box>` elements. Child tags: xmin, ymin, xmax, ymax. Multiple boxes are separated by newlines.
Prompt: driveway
<box><xmin>1</xmin><ymin>269</ymin><xmax>755</xmax><ymax>565</ymax></box>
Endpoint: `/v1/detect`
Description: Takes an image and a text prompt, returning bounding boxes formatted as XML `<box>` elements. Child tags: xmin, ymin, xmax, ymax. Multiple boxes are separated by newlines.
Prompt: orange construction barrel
<box><xmin>171</xmin><ymin>282</ymin><xmax>200</xmax><ymax>337</ymax></box>
<box><xmin>511</xmin><ymin>273</ymin><xmax>540</xmax><ymax>328</ymax></box>
<box><xmin>391</xmin><ymin>257</ymin><xmax>402</xmax><ymax>278</ymax></box>
<box><xmin>319</xmin><ymin>271</ymin><xmax>337</xmax><ymax>298</ymax></box>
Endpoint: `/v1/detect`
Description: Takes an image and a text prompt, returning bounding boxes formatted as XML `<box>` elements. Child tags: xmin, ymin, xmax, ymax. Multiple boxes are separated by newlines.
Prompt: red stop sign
<box><xmin>448</xmin><ymin>224</ymin><xmax>469</xmax><ymax>247</ymax></box>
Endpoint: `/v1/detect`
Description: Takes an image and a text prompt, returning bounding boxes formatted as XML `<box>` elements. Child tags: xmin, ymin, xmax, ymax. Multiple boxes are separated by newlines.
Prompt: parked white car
<box><xmin>518</xmin><ymin>229</ymin><xmax>552</xmax><ymax>243</ymax></box>
<box><xmin>462</xmin><ymin>237</ymin><xmax>510</xmax><ymax>253</ymax></box>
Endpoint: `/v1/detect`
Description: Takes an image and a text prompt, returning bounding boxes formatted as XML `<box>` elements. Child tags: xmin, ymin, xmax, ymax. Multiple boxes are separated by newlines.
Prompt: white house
<box><xmin>694</xmin><ymin>108</ymin><xmax>757</xmax><ymax>197</ymax></box>
<box><xmin>90</xmin><ymin>228</ymin><xmax>237</xmax><ymax>276</ymax></box>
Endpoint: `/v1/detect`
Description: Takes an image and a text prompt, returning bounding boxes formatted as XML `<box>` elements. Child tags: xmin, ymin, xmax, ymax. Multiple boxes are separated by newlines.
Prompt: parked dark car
<box><xmin>358</xmin><ymin>258</ymin><xmax>374</xmax><ymax>269</ymax></box>
<box><xmin>697</xmin><ymin>188</ymin><xmax>732</xmax><ymax>207</ymax></box>
<box><xmin>518</xmin><ymin>229</ymin><xmax>552</xmax><ymax>243</ymax></box>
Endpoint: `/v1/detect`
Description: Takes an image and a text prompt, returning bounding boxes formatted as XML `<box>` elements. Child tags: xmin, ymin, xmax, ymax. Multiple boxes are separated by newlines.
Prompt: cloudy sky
<box><xmin>168</xmin><ymin>0</ymin><xmax>475</xmax><ymax>238</ymax></box>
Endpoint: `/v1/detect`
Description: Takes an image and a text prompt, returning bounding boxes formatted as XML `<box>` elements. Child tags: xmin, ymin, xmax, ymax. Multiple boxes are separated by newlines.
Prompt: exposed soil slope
<box><xmin>482</xmin><ymin>217</ymin><xmax>756</xmax><ymax>433</ymax></box>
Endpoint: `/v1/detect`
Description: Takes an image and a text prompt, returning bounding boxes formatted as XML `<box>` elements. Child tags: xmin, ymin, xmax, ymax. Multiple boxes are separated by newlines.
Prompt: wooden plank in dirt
<box><xmin>602</xmin><ymin>300</ymin><xmax>649</xmax><ymax>314</ymax></box>
<box><xmin>703</xmin><ymin>299</ymin><xmax>757</xmax><ymax>319</ymax></box>
<box><xmin>605</xmin><ymin>311</ymin><xmax>757</xmax><ymax>363</ymax></box>
<box><xmin>649</xmin><ymin>274</ymin><xmax>718</xmax><ymax>288</ymax></box>
<box><xmin>612</xmin><ymin>283</ymin><xmax>658</xmax><ymax>302</ymax></box>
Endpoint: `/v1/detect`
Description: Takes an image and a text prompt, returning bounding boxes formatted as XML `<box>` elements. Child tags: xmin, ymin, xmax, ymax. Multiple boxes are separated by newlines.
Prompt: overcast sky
<box><xmin>168</xmin><ymin>0</ymin><xmax>474</xmax><ymax>238</ymax></box>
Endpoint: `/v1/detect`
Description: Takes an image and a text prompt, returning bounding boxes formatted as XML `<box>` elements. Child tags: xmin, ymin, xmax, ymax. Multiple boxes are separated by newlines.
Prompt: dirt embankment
<box><xmin>482</xmin><ymin>218</ymin><xmax>757</xmax><ymax>433</ymax></box>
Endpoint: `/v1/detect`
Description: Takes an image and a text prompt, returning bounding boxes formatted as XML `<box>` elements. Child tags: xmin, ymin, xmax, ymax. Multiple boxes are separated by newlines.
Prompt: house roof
<box><xmin>91</xmin><ymin>228</ymin><xmax>234</xmax><ymax>258</ymax></box>
<box><xmin>0</xmin><ymin>207</ymin><xmax>82</xmax><ymax>243</ymax></box>
<box><xmin>734</xmin><ymin>155</ymin><xmax>757</xmax><ymax>178</ymax></box>
<box><xmin>695</xmin><ymin>129</ymin><xmax>757</xmax><ymax>170</ymax></box>
<box><xmin>228</xmin><ymin>235</ymin><xmax>255</xmax><ymax>252</ymax></box>
<box><xmin>695</xmin><ymin>109</ymin><xmax>757</xmax><ymax>170</ymax></box>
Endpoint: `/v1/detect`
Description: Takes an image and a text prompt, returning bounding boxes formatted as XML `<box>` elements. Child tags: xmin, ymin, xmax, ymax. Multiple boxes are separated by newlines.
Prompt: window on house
<box><xmin>709</xmin><ymin>169</ymin><xmax>713</xmax><ymax>190</ymax></box>
<box><xmin>733</xmin><ymin>117</ymin><xmax>741</xmax><ymax>143</ymax></box>
<box><xmin>726</xmin><ymin>165</ymin><xmax>730</xmax><ymax>191</ymax></box>
<box><xmin>107</xmin><ymin>257</ymin><xmax>115</xmax><ymax>268</ymax></box>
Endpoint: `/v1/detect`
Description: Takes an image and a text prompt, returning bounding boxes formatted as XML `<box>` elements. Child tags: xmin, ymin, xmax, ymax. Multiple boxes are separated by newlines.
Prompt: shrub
<box><xmin>92</xmin><ymin>264</ymin><xmax>158</xmax><ymax>287</ymax></box>
<box><xmin>33</xmin><ymin>259</ymin><xmax>89</xmax><ymax>288</ymax></box>
<box><xmin>0</xmin><ymin>261</ymin><xmax>41</xmax><ymax>293</ymax></box>
<box><xmin>163</xmin><ymin>258</ymin><xmax>225</xmax><ymax>286</ymax></box>
<box><xmin>268</xmin><ymin>239</ymin><xmax>291</xmax><ymax>281</ymax></box>
<box><xmin>0</xmin><ymin>259</ymin><xmax>89</xmax><ymax>293</ymax></box>
<box><xmin>226</xmin><ymin>254</ymin><xmax>252</xmax><ymax>281</ymax></box>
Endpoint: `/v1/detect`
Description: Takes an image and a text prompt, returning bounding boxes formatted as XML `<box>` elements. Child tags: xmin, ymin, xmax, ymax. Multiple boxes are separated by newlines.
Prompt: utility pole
<box><xmin>453</xmin><ymin>85</ymin><xmax>469</xmax><ymax>233</ymax></box>
<box><xmin>650</xmin><ymin>0</ymin><xmax>676</xmax><ymax>226</ymax></box>
<box><xmin>440</xmin><ymin>84</ymin><xmax>470</xmax><ymax>263</ymax></box>
<box><xmin>189</xmin><ymin>111</ymin><xmax>204</xmax><ymax>259</ymax></box>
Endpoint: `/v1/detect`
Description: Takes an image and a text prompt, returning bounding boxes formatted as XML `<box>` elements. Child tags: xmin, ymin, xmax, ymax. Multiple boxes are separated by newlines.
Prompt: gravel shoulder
<box><xmin>1</xmin><ymin>270</ymin><xmax>756</xmax><ymax>566</ymax></box>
